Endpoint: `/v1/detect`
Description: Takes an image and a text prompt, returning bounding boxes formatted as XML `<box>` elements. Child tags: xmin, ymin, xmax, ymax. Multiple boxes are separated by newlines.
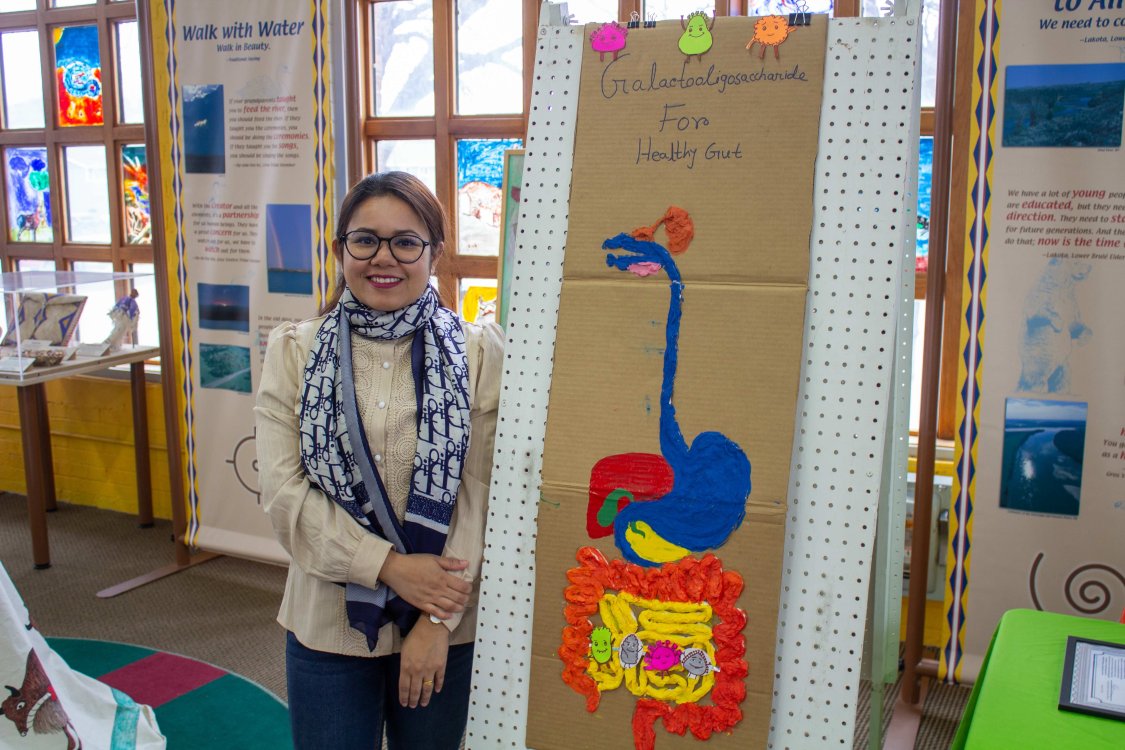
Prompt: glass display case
<box><xmin>0</xmin><ymin>269</ymin><xmax>157</xmax><ymax>383</ymax></box>
<box><xmin>2</xmin><ymin>269</ymin><xmax>161</xmax><ymax>569</ymax></box>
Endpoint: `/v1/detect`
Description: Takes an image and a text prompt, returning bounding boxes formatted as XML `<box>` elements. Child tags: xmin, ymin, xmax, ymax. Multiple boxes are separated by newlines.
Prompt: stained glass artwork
<box><xmin>5</xmin><ymin>146</ymin><xmax>52</xmax><ymax>243</ymax></box>
<box><xmin>916</xmin><ymin>136</ymin><xmax>932</xmax><ymax>271</ymax></box>
<box><xmin>455</xmin><ymin>0</ymin><xmax>521</xmax><ymax>115</ymax></box>
<box><xmin>456</xmin><ymin>138</ymin><xmax>520</xmax><ymax>255</ymax></box>
<box><xmin>122</xmin><ymin>144</ymin><xmax>149</xmax><ymax>244</ymax></box>
<box><xmin>2</xmin><ymin>30</ymin><xmax>45</xmax><ymax>129</ymax></box>
<box><xmin>53</xmin><ymin>24</ymin><xmax>103</xmax><ymax>127</ymax></box>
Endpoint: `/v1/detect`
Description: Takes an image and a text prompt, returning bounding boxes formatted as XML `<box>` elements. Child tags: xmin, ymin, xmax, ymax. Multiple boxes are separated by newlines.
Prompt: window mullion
<box><xmin>38</xmin><ymin>13</ymin><xmax>62</xmax><ymax>268</ymax></box>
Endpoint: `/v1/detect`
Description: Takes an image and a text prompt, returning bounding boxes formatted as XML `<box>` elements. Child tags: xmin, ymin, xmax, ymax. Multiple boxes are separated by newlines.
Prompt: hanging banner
<box><xmin>526</xmin><ymin>16</ymin><xmax>827</xmax><ymax>749</ymax></box>
<box><xmin>945</xmin><ymin>0</ymin><xmax>1125</xmax><ymax>682</ymax></box>
<box><xmin>149</xmin><ymin>0</ymin><xmax>334</xmax><ymax>562</ymax></box>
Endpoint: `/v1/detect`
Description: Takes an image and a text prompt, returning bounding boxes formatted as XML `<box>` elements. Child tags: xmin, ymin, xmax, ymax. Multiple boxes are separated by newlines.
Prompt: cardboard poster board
<box><xmin>149</xmin><ymin>0</ymin><xmax>334</xmax><ymax>562</ymax></box>
<box><xmin>527</xmin><ymin>16</ymin><xmax>827</xmax><ymax>748</ymax></box>
<box><xmin>945</xmin><ymin>0</ymin><xmax>1125</xmax><ymax>682</ymax></box>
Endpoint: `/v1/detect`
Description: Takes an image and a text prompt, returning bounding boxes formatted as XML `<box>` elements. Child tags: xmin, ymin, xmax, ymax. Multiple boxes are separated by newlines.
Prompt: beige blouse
<box><xmin>254</xmin><ymin>314</ymin><xmax>504</xmax><ymax>657</ymax></box>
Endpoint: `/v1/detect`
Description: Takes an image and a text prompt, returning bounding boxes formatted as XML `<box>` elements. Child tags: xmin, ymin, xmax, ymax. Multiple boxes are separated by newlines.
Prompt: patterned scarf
<box><xmin>298</xmin><ymin>286</ymin><xmax>470</xmax><ymax>649</ymax></box>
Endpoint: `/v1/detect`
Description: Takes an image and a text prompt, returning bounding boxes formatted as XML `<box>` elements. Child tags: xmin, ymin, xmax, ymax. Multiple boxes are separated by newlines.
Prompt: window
<box><xmin>0</xmin><ymin>0</ymin><xmax>150</xmax><ymax>343</ymax></box>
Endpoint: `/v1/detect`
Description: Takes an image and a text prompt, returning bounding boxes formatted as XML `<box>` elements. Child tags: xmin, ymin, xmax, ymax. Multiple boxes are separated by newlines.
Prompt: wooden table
<box><xmin>1</xmin><ymin>345</ymin><xmax>160</xmax><ymax>569</ymax></box>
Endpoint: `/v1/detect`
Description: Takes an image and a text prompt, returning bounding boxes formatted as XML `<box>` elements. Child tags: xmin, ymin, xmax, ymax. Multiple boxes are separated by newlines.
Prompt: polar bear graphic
<box><xmin>1016</xmin><ymin>258</ymin><xmax>1092</xmax><ymax>394</ymax></box>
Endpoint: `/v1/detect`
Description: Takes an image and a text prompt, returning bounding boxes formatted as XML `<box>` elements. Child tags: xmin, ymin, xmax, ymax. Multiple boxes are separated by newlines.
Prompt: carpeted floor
<box><xmin>0</xmin><ymin>493</ymin><xmax>288</xmax><ymax>700</ymax></box>
<box><xmin>49</xmin><ymin>637</ymin><xmax>292</xmax><ymax>749</ymax></box>
<box><xmin>0</xmin><ymin>493</ymin><xmax>968</xmax><ymax>748</ymax></box>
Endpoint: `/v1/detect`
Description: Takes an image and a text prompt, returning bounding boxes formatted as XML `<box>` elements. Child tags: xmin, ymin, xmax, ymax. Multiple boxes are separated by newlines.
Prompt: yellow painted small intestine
<box><xmin>586</xmin><ymin>591</ymin><xmax>717</xmax><ymax>704</ymax></box>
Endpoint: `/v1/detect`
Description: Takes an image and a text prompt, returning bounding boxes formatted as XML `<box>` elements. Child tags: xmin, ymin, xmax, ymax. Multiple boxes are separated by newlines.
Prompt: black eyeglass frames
<box><xmin>338</xmin><ymin>230</ymin><xmax>430</xmax><ymax>264</ymax></box>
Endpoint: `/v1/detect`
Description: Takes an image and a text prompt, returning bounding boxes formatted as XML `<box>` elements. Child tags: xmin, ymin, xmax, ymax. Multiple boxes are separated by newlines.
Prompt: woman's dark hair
<box><xmin>320</xmin><ymin>171</ymin><xmax>447</xmax><ymax>314</ymax></box>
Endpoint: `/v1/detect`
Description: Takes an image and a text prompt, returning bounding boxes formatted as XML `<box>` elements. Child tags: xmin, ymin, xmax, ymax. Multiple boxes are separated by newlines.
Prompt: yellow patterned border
<box><xmin>943</xmin><ymin>0</ymin><xmax>1001</xmax><ymax>683</ymax></box>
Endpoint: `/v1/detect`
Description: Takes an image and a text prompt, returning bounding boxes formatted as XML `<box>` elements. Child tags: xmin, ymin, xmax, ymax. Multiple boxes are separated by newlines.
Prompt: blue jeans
<box><xmin>286</xmin><ymin>631</ymin><xmax>474</xmax><ymax>750</ymax></box>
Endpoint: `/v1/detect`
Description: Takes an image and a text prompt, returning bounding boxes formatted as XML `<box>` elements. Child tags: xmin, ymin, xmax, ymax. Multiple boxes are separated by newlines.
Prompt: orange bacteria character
<box><xmin>746</xmin><ymin>15</ymin><xmax>795</xmax><ymax>60</ymax></box>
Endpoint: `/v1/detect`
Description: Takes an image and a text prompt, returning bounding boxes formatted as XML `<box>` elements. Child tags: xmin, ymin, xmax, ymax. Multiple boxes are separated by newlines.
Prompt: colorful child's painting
<box><xmin>265</xmin><ymin>203</ymin><xmax>313</xmax><ymax>295</ymax></box>
<box><xmin>916</xmin><ymin>136</ymin><xmax>932</xmax><ymax>271</ymax></box>
<box><xmin>122</xmin><ymin>145</ymin><xmax>150</xmax><ymax>244</ymax></box>
<box><xmin>560</xmin><ymin>547</ymin><xmax>747</xmax><ymax>750</ymax></box>
<box><xmin>456</xmin><ymin>138</ymin><xmax>521</xmax><ymax>255</ymax></box>
<box><xmin>5</xmin><ymin>147</ymin><xmax>52</xmax><ymax>243</ymax></box>
<box><xmin>182</xmin><ymin>84</ymin><xmax>226</xmax><ymax>174</ymax></box>
<box><xmin>53</xmin><ymin>25</ymin><xmax>103</xmax><ymax>127</ymax></box>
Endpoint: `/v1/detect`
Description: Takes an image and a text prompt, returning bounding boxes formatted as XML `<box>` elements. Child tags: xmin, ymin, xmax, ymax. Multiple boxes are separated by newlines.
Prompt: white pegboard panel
<box><xmin>466</xmin><ymin>22</ymin><xmax>583</xmax><ymax>750</ymax></box>
<box><xmin>470</xmin><ymin>8</ymin><xmax>922</xmax><ymax>750</ymax></box>
<box><xmin>769</xmin><ymin>9</ymin><xmax>921</xmax><ymax>750</ymax></box>
<box><xmin>871</xmin><ymin>0</ymin><xmax>923</xmax><ymax>694</ymax></box>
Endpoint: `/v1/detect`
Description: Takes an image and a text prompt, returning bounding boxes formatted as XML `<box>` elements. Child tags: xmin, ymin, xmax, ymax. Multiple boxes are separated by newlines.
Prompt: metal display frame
<box><xmin>468</xmin><ymin>5</ymin><xmax>921</xmax><ymax>748</ymax></box>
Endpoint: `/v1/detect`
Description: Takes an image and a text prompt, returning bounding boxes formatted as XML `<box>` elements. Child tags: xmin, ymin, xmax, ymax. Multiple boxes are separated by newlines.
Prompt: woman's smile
<box><xmin>365</xmin><ymin>275</ymin><xmax>404</xmax><ymax>289</ymax></box>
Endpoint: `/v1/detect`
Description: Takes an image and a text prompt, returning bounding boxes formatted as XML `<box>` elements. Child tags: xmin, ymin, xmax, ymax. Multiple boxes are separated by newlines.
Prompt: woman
<box><xmin>255</xmin><ymin>171</ymin><xmax>504</xmax><ymax>748</ymax></box>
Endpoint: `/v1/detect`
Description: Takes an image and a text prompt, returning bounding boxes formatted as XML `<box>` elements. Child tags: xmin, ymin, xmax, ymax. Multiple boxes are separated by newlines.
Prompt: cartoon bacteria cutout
<box><xmin>590</xmin><ymin>21</ymin><xmax>627</xmax><ymax>62</ymax></box>
<box><xmin>617</xmin><ymin>632</ymin><xmax>644</xmax><ymax>669</ymax></box>
<box><xmin>677</xmin><ymin>12</ymin><xmax>714</xmax><ymax>61</ymax></box>
<box><xmin>747</xmin><ymin>15</ymin><xmax>797</xmax><ymax>60</ymax></box>
<box><xmin>642</xmin><ymin>640</ymin><xmax>682</xmax><ymax>675</ymax></box>
<box><xmin>680</xmin><ymin>647</ymin><xmax>720</xmax><ymax>678</ymax></box>
<box><xmin>589</xmin><ymin>626</ymin><xmax>614</xmax><ymax>665</ymax></box>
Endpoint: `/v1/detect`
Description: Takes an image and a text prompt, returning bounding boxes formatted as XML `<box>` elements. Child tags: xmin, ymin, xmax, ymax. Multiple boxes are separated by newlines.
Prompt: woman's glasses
<box><xmin>339</xmin><ymin>230</ymin><xmax>430</xmax><ymax>264</ymax></box>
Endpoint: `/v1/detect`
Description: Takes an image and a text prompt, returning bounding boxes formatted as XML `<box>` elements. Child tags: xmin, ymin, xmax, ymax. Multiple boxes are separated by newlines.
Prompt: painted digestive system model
<box><xmin>587</xmin><ymin>207</ymin><xmax>752</xmax><ymax>567</ymax></box>
<box><xmin>563</xmin><ymin>208</ymin><xmax>751</xmax><ymax>749</ymax></box>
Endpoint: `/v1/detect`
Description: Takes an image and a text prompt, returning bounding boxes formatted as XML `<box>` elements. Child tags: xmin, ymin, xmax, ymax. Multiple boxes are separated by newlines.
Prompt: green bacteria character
<box><xmin>678</xmin><ymin>11</ymin><xmax>715</xmax><ymax>61</ymax></box>
<box><xmin>589</xmin><ymin>626</ymin><xmax>613</xmax><ymax>665</ymax></box>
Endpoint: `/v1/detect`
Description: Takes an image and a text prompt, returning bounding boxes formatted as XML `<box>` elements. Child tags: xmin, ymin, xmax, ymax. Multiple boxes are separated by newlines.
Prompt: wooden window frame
<box><xmin>0</xmin><ymin>0</ymin><xmax>149</xmax><ymax>305</ymax></box>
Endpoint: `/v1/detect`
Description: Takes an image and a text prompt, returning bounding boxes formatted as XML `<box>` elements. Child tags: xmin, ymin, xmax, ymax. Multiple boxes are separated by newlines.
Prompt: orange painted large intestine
<box><xmin>559</xmin><ymin>547</ymin><xmax>747</xmax><ymax>750</ymax></box>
